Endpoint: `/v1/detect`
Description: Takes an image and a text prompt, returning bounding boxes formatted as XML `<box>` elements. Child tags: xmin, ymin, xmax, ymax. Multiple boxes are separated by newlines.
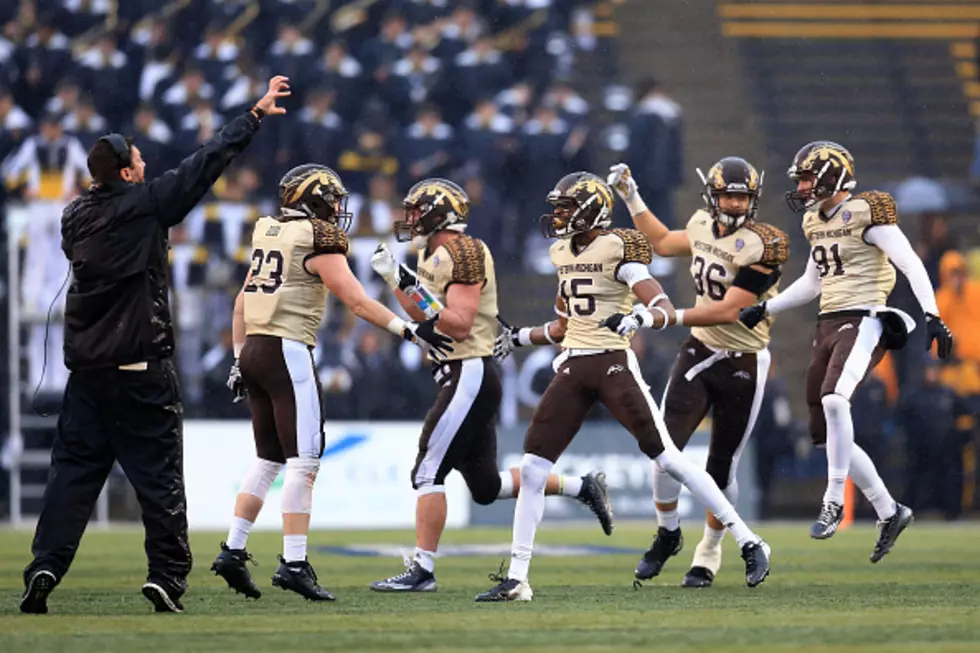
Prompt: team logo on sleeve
<box><xmin>842</xmin><ymin>210</ymin><xmax>852</xmax><ymax>224</ymax></box>
<box><xmin>735</xmin><ymin>238</ymin><xmax>745</xmax><ymax>252</ymax></box>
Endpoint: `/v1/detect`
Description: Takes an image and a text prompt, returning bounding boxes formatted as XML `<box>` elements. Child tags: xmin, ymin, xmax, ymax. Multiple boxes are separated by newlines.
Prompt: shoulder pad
<box><xmin>311</xmin><ymin>219</ymin><xmax>349</xmax><ymax>256</ymax></box>
<box><xmin>609</xmin><ymin>228</ymin><xmax>653</xmax><ymax>265</ymax></box>
<box><xmin>744</xmin><ymin>222</ymin><xmax>789</xmax><ymax>267</ymax></box>
<box><xmin>444</xmin><ymin>235</ymin><xmax>486</xmax><ymax>285</ymax></box>
<box><xmin>854</xmin><ymin>191</ymin><xmax>898</xmax><ymax>226</ymax></box>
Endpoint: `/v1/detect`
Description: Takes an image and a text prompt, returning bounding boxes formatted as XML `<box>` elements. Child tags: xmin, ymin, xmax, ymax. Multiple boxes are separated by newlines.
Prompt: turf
<box><xmin>1</xmin><ymin>523</ymin><xmax>979</xmax><ymax>653</ymax></box>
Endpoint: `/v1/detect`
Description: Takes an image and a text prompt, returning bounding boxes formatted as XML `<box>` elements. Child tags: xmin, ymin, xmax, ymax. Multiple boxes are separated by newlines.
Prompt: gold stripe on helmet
<box><xmin>287</xmin><ymin>169</ymin><xmax>344</xmax><ymax>205</ymax></box>
<box><xmin>709</xmin><ymin>164</ymin><xmax>726</xmax><ymax>189</ymax></box>
<box><xmin>569</xmin><ymin>177</ymin><xmax>614</xmax><ymax>208</ymax></box>
<box><xmin>801</xmin><ymin>144</ymin><xmax>854</xmax><ymax>177</ymax></box>
<box><xmin>407</xmin><ymin>180</ymin><xmax>468</xmax><ymax>217</ymax></box>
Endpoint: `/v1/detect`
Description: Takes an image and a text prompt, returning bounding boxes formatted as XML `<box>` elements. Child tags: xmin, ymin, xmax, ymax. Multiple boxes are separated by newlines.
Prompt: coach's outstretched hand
<box><xmin>926</xmin><ymin>313</ymin><xmax>954</xmax><ymax>359</ymax></box>
<box><xmin>253</xmin><ymin>75</ymin><xmax>291</xmax><ymax>117</ymax></box>
<box><xmin>738</xmin><ymin>303</ymin><xmax>768</xmax><ymax>329</ymax></box>
<box><xmin>404</xmin><ymin>315</ymin><xmax>454</xmax><ymax>360</ymax></box>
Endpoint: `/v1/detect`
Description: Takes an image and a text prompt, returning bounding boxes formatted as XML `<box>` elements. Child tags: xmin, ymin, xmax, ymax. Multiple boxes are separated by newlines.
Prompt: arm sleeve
<box><xmin>864</xmin><ymin>224</ymin><xmax>940</xmax><ymax>316</ymax></box>
<box><xmin>766</xmin><ymin>254</ymin><xmax>821</xmax><ymax>315</ymax></box>
<box><xmin>311</xmin><ymin>219</ymin><xmax>350</xmax><ymax>256</ymax></box>
<box><xmin>616</xmin><ymin>261</ymin><xmax>653</xmax><ymax>288</ymax></box>
<box><xmin>144</xmin><ymin>111</ymin><xmax>261</xmax><ymax>228</ymax></box>
<box><xmin>445</xmin><ymin>236</ymin><xmax>487</xmax><ymax>287</ymax></box>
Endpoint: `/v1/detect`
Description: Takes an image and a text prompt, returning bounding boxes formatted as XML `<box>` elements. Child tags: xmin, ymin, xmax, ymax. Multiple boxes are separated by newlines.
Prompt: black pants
<box><xmin>24</xmin><ymin>359</ymin><xmax>191</xmax><ymax>596</ymax></box>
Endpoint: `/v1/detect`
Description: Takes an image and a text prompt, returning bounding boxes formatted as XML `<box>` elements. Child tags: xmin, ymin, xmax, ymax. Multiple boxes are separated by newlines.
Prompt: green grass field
<box><xmin>1</xmin><ymin>522</ymin><xmax>979</xmax><ymax>653</ymax></box>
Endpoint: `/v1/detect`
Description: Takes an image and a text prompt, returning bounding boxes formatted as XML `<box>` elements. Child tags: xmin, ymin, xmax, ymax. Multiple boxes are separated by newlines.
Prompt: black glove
<box><xmin>404</xmin><ymin>315</ymin><xmax>455</xmax><ymax>360</ymax></box>
<box><xmin>739</xmin><ymin>302</ymin><xmax>768</xmax><ymax>329</ymax></box>
<box><xmin>926</xmin><ymin>313</ymin><xmax>953</xmax><ymax>360</ymax></box>
<box><xmin>226</xmin><ymin>359</ymin><xmax>246</xmax><ymax>403</ymax></box>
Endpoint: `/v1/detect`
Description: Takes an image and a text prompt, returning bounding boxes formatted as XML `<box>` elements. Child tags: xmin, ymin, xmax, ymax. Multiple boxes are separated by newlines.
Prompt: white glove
<box><xmin>494</xmin><ymin>326</ymin><xmax>520</xmax><ymax>360</ymax></box>
<box><xmin>371</xmin><ymin>243</ymin><xmax>401</xmax><ymax>289</ymax></box>
<box><xmin>607</xmin><ymin>163</ymin><xmax>638</xmax><ymax>202</ymax></box>
<box><xmin>227</xmin><ymin>359</ymin><xmax>246</xmax><ymax>403</ymax></box>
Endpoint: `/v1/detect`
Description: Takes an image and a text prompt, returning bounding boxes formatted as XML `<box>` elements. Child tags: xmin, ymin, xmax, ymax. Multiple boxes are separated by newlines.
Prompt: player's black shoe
<box><xmin>810</xmin><ymin>501</ymin><xmax>844</xmax><ymax>539</ymax></box>
<box><xmin>634</xmin><ymin>527</ymin><xmax>683</xmax><ymax>580</ymax></box>
<box><xmin>370</xmin><ymin>561</ymin><xmax>437</xmax><ymax>592</ymax></box>
<box><xmin>271</xmin><ymin>556</ymin><xmax>335</xmax><ymax>601</ymax></box>
<box><xmin>741</xmin><ymin>540</ymin><xmax>771</xmax><ymax>588</ymax></box>
<box><xmin>681</xmin><ymin>566</ymin><xmax>715</xmax><ymax>588</ymax></box>
<box><xmin>141</xmin><ymin>582</ymin><xmax>184</xmax><ymax>613</ymax></box>
<box><xmin>474</xmin><ymin>561</ymin><xmax>533</xmax><ymax>602</ymax></box>
<box><xmin>211</xmin><ymin>542</ymin><xmax>261</xmax><ymax>599</ymax></box>
<box><xmin>20</xmin><ymin>569</ymin><xmax>56</xmax><ymax>614</ymax></box>
<box><xmin>577</xmin><ymin>472</ymin><xmax>614</xmax><ymax>535</ymax></box>
<box><xmin>870</xmin><ymin>503</ymin><xmax>913</xmax><ymax>563</ymax></box>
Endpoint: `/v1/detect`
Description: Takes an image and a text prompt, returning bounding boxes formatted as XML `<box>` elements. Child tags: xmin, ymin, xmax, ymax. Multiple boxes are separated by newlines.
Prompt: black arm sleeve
<box><xmin>732</xmin><ymin>265</ymin><xmax>781</xmax><ymax>296</ymax></box>
<box><xmin>145</xmin><ymin>112</ymin><xmax>261</xmax><ymax>228</ymax></box>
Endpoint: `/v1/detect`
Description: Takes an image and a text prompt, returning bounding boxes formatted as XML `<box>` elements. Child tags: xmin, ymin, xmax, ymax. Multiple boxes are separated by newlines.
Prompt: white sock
<box><xmin>414</xmin><ymin>547</ymin><xmax>435</xmax><ymax>573</ymax></box>
<box><xmin>822</xmin><ymin>394</ymin><xmax>854</xmax><ymax>505</ymax></box>
<box><xmin>509</xmin><ymin>454</ymin><xmax>553</xmax><ymax>582</ymax></box>
<box><xmin>497</xmin><ymin>471</ymin><xmax>515</xmax><ymax>499</ymax></box>
<box><xmin>692</xmin><ymin>523</ymin><xmax>726</xmax><ymax>575</ymax></box>
<box><xmin>559</xmin><ymin>475</ymin><xmax>583</xmax><ymax>498</ymax></box>
<box><xmin>849</xmin><ymin>444</ymin><xmax>897</xmax><ymax>520</ymax></box>
<box><xmin>654</xmin><ymin>452</ymin><xmax>758</xmax><ymax>548</ymax></box>
<box><xmin>226</xmin><ymin>516</ymin><xmax>252</xmax><ymax>550</ymax></box>
<box><xmin>283</xmin><ymin>535</ymin><xmax>307</xmax><ymax>563</ymax></box>
<box><xmin>657</xmin><ymin>508</ymin><xmax>680</xmax><ymax>531</ymax></box>
<box><xmin>703</xmin><ymin>522</ymin><xmax>726</xmax><ymax>547</ymax></box>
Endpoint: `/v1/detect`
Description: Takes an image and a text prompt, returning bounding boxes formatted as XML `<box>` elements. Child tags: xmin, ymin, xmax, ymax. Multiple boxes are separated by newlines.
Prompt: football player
<box><xmin>210</xmin><ymin>165</ymin><xmax>452</xmax><ymax>601</ymax></box>
<box><xmin>367</xmin><ymin>178</ymin><xmax>614</xmax><ymax>593</ymax></box>
<box><xmin>740</xmin><ymin>141</ymin><xmax>953</xmax><ymax>560</ymax></box>
<box><xmin>477</xmin><ymin>172</ymin><xmax>771</xmax><ymax>602</ymax></box>
<box><xmin>602</xmin><ymin>157</ymin><xmax>787</xmax><ymax>588</ymax></box>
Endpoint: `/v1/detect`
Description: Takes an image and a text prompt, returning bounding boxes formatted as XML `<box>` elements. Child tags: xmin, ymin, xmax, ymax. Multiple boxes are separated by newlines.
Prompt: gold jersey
<box><xmin>244</xmin><ymin>216</ymin><xmax>349</xmax><ymax>347</ymax></box>
<box><xmin>802</xmin><ymin>191</ymin><xmax>898</xmax><ymax>313</ymax></box>
<box><xmin>685</xmin><ymin>210</ymin><xmax>789</xmax><ymax>353</ymax></box>
<box><xmin>551</xmin><ymin>228</ymin><xmax>652</xmax><ymax>350</ymax></box>
<box><xmin>416</xmin><ymin>234</ymin><xmax>498</xmax><ymax>360</ymax></box>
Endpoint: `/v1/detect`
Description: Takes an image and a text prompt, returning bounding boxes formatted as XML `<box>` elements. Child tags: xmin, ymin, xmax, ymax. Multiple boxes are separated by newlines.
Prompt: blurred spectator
<box><xmin>462</xmin><ymin>173</ymin><xmax>506</xmax><ymax>258</ymax></box>
<box><xmin>179</xmin><ymin>98</ymin><xmax>224</xmax><ymax>149</ymax></box>
<box><xmin>265</xmin><ymin>22</ymin><xmax>315</xmax><ymax>95</ymax></box>
<box><xmin>128</xmin><ymin>102</ymin><xmax>174</xmax><ymax>173</ymax></box>
<box><xmin>0</xmin><ymin>86</ymin><xmax>32</xmax><ymax>162</ymax></box>
<box><xmin>75</xmin><ymin>32</ymin><xmax>131</xmax><ymax>124</ymax></box>
<box><xmin>935</xmin><ymin>250</ymin><xmax>980</xmax><ymax>364</ymax></box>
<box><xmin>159</xmin><ymin>65</ymin><xmax>215</xmax><ymax>125</ymax></box>
<box><xmin>495</xmin><ymin>81</ymin><xmax>534</xmax><ymax>126</ymax></box>
<box><xmin>193</xmin><ymin>23</ymin><xmax>240</xmax><ymax>88</ymax></box>
<box><xmin>450</xmin><ymin>37</ymin><xmax>510</xmax><ymax>119</ymax></box>
<box><xmin>17</xmin><ymin>16</ymin><xmax>71</xmax><ymax>115</ymax></box>
<box><xmin>392</xmin><ymin>43</ymin><xmax>442</xmax><ymax>108</ymax></box>
<box><xmin>461</xmin><ymin>98</ymin><xmax>515</xmax><ymax>182</ymax></box>
<box><xmin>399</xmin><ymin>103</ymin><xmax>453</xmax><ymax>189</ymax></box>
<box><xmin>627</xmin><ymin>78</ymin><xmax>683</xmax><ymax>228</ymax></box>
<box><xmin>61</xmin><ymin>96</ymin><xmax>106</xmax><ymax>148</ymax></box>
<box><xmin>292</xmin><ymin>87</ymin><xmax>345</xmax><ymax>169</ymax></box>
<box><xmin>917</xmin><ymin>214</ymin><xmax>955</xmax><ymax>286</ymax></box>
<box><xmin>360</xmin><ymin>12</ymin><xmax>412</xmax><ymax>73</ymax></box>
<box><xmin>44</xmin><ymin>77</ymin><xmax>79</xmax><ymax>114</ymax></box>
<box><xmin>337</xmin><ymin>128</ymin><xmax>399</xmax><ymax>196</ymax></box>
<box><xmin>316</xmin><ymin>40</ymin><xmax>364</xmax><ymax>123</ymax></box>
<box><xmin>60</xmin><ymin>0</ymin><xmax>113</xmax><ymax>38</ymax></box>
<box><xmin>169</xmin><ymin>224</ymin><xmax>213</xmax><ymax>409</ymax></box>
<box><xmin>541</xmin><ymin>81</ymin><xmax>589</xmax><ymax>125</ymax></box>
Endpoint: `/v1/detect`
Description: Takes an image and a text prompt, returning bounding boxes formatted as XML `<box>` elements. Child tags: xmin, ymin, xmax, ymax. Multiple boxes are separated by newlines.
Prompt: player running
<box><xmin>479</xmin><ymin>172</ymin><xmax>771</xmax><ymax>602</ymax></box>
<box><xmin>739</xmin><ymin>141</ymin><xmax>952</xmax><ymax>561</ymax></box>
<box><xmin>210</xmin><ymin>165</ymin><xmax>452</xmax><ymax>601</ymax></box>
<box><xmin>367</xmin><ymin>178</ymin><xmax>614</xmax><ymax>593</ymax></box>
<box><xmin>603</xmin><ymin>157</ymin><xmax>787</xmax><ymax>588</ymax></box>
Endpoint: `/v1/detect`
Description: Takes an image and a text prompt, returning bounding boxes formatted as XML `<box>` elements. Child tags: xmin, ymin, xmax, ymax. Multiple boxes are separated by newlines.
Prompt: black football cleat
<box><xmin>870</xmin><ymin>503</ymin><xmax>913</xmax><ymax>563</ymax></box>
<box><xmin>741</xmin><ymin>540</ymin><xmax>771</xmax><ymax>588</ymax></box>
<box><xmin>577</xmin><ymin>472</ymin><xmax>615</xmax><ymax>535</ymax></box>
<box><xmin>474</xmin><ymin>577</ymin><xmax>533</xmax><ymax>602</ymax></box>
<box><xmin>141</xmin><ymin>582</ymin><xmax>184</xmax><ymax>613</ymax></box>
<box><xmin>271</xmin><ymin>556</ymin><xmax>335</xmax><ymax>601</ymax></box>
<box><xmin>370</xmin><ymin>561</ymin><xmax>437</xmax><ymax>592</ymax></box>
<box><xmin>20</xmin><ymin>570</ymin><xmax>56</xmax><ymax>614</ymax></box>
<box><xmin>681</xmin><ymin>566</ymin><xmax>715</xmax><ymax>588</ymax></box>
<box><xmin>810</xmin><ymin>501</ymin><xmax>844</xmax><ymax>540</ymax></box>
<box><xmin>634</xmin><ymin>527</ymin><xmax>683</xmax><ymax>580</ymax></box>
<box><xmin>211</xmin><ymin>542</ymin><xmax>262</xmax><ymax>599</ymax></box>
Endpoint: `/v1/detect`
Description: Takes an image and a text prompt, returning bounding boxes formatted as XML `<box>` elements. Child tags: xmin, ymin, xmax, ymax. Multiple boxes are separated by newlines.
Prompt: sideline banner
<box><xmin>183</xmin><ymin>421</ymin><xmax>471</xmax><ymax>530</ymax></box>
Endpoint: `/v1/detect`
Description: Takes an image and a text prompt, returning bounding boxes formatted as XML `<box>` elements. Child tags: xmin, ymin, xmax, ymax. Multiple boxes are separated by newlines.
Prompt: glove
<box><xmin>494</xmin><ymin>323</ymin><xmax>521</xmax><ymax>360</ymax></box>
<box><xmin>226</xmin><ymin>359</ymin><xmax>246</xmax><ymax>403</ymax></box>
<box><xmin>738</xmin><ymin>303</ymin><xmax>768</xmax><ymax>329</ymax></box>
<box><xmin>404</xmin><ymin>315</ymin><xmax>454</xmax><ymax>360</ymax></box>
<box><xmin>926</xmin><ymin>313</ymin><xmax>953</xmax><ymax>360</ymax></box>
<box><xmin>371</xmin><ymin>243</ymin><xmax>402</xmax><ymax>289</ymax></box>
<box><xmin>607</xmin><ymin>163</ymin><xmax>638</xmax><ymax>202</ymax></box>
<box><xmin>600</xmin><ymin>311</ymin><xmax>641</xmax><ymax>337</ymax></box>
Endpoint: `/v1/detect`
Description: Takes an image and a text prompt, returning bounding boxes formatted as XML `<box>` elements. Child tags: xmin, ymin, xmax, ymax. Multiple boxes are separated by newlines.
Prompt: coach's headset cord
<box><xmin>30</xmin><ymin>264</ymin><xmax>71</xmax><ymax>417</ymax></box>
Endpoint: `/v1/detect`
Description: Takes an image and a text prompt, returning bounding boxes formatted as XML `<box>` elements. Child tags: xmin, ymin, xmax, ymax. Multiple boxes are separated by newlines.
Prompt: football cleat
<box><xmin>20</xmin><ymin>569</ymin><xmax>56</xmax><ymax>614</ymax></box>
<box><xmin>634</xmin><ymin>527</ymin><xmax>683</xmax><ymax>580</ymax></box>
<box><xmin>474</xmin><ymin>577</ymin><xmax>533</xmax><ymax>602</ymax></box>
<box><xmin>681</xmin><ymin>566</ymin><xmax>715</xmax><ymax>588</ymax></box>
<box><xmin>741</xmin><ymin>540</ymin><xmax>771</xmax><ymax>588</ymax></box>
<box><xmin>141</xmin><ymin>582</ymin><xmax>184</xmax><ymax>613</ymax></box>
<box><xmin>370</xmin><ymin>561</ymin><xmax>437</xmax><ymax>592</ymax></box>
<box><xmin>578</xmin><ymin>472</ymin><xmax>615</xmax><ymax>535</ymax></box>
<box><xmin>870</xmin><ymin>503</ymin><xmax>913</xmax><ymax>563</ymax></box>
<box><xmin>810</xmin><ymin>501</ymin><xmax>844</xmax><ymax>539</ymax></box>
<box><xmin>271</xmin><ymin>556</ymin><xmax>335</xmax><ymax>601</ymax></box>
<box><xmin>211</xmin><ymin>542</ymin><xmax>261</xmax><ymax>599</ymax></box>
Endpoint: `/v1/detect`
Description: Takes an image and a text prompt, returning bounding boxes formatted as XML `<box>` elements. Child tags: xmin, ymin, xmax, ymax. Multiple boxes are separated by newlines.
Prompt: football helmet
<box><xmin>696</xmin><ymin>156</ymin><xmax>763</xmax><ymax>230</ymax></box>
<box><xmin>540</xmin><ymin>171</ymin><xmax>615</xmax><ymax>239</ymax></box>
<box><xmin>785</xmin><ymin>141</ymin><xmax>856</xmax><ymax>212</ymax></box>
<box><xmin>278</xmin><ymin>164</ymin><xmax>352</xmax><ymax>230</ymax></box>
<box><xmin>394</xmin><ymin>178</ymin><xmax>470</xmax><ymax>248</ymax></box>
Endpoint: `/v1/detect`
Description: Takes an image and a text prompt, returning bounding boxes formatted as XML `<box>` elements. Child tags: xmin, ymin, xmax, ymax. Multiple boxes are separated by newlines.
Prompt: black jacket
<box><xmin>61</xmin><ymin>112</ymin><xmax>261</xmax><ymax>370</ymax></box>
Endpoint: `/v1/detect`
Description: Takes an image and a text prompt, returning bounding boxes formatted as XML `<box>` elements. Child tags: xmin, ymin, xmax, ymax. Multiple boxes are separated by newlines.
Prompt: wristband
<box><xmin>517</xmin><ymin>327</ymin><xmax>534</xmax><ymax>346</ymax></box>
<box><xmin>386</xmin><ymin>316</ymin><xmax>407</xmax><ymax>336</ymax></box>
<box><xmin>649</xmin><ymin>306</ymin><xmax>670</xmax><ymax>330</ymax></box>
<box><xmin>636</xmin><ymin>311</ymin><xmax>654</xmax><ymax>329</ymax></box>
<box><xmin>674</xmin><ymin>309</ymin><xmax>684</xmax><ymax>327</ymax></box>
<box><xmin>626</xmin><ymin>193</ymin><xmax>649</xmax><ymax>217</ymax></box>
<box><xmin>542</xmin><ymin>322</ymin><xmax>556</xmax><ymax>344</ymax></box>
<box><xmin>233</xmin><ymin>343</ymin><xmax>243</xmax><ymax>358</ymax></box>
<box><xmin>647</xmin><ymin>293</ymin><xmax>668</xmax><ymax>309</ymax></box>
<box><xmin>250</xmin><ymin>106</ymin><xmax>265</xmax><ymax>120</ymax></box>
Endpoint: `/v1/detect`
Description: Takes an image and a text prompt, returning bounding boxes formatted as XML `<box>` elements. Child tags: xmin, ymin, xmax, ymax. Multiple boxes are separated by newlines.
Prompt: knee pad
<box><xmin>654</xmin><ymin>448</ymin><xmax>691</xmax><ymax>486</ymax></box>
<box><xmin>282</xmin><ymin>456</ymin><xmax>320</xmax><ymax>514</ymax></box>
<box><xmin>239</xmin><ymin>458</ymin><xmax>283</xmax><ymax>500</ymax></box>
<box><xmin>519</xmin><ymin>453</ymin><xmax>553</xmax><ymax>495</ymax></box>
<box><xmin>821</xmin><ymin>393</ymin><xmax>851</xmax><ymax>420</ymax></box>
<box><xmin>653</xmin><ymin>462</ymin><xmax>682</xmax><ymax>504</ymax></box>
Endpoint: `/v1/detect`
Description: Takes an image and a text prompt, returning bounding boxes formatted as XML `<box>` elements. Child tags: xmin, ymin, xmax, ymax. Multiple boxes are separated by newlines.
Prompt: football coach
<box><xmin>19</xmin><ymin>76</ymin><xmax>291</xmax><ymax>615</ymax></box>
